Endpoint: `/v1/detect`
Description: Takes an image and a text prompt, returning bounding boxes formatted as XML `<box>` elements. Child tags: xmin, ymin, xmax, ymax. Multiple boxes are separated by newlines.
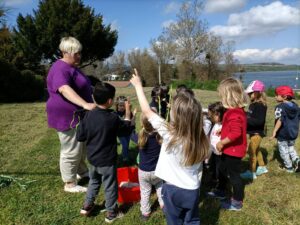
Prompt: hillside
<box><xmin>239</xmin><ymin>63</ymin><xmax>299</xmax><ymax>72</ymax></box>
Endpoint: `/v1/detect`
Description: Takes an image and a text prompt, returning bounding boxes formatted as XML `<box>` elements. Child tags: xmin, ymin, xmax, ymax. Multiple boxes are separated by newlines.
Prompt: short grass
<box><xmin>0</xmin><ymin>88</ymin><xmax>300</xmax><ymax>225</ymax></box>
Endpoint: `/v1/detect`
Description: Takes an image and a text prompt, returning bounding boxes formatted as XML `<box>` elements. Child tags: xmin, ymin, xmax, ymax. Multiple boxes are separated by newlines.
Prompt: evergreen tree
<box><xmin>13</xmin><ymin>0</ymin><xmax>117</xmax><ymax>71</ymax></box>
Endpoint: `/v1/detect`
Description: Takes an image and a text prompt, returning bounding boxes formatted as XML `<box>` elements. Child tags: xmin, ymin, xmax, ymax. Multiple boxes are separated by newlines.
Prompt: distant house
<box><xmin>102</xmin><ymin>74</ymin><xmax>121</xmax><ymax>81</ymax></box>
<box><xmin>102</xmin><ymin>71</ymin><xmax>131</xmax><ymax>81</ymax></box>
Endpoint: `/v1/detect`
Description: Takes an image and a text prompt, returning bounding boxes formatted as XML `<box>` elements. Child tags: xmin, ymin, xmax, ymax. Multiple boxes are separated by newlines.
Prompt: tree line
<box><xmin>0</xmin><ymin>0</ymin><xmax>238</xmax><ymax>102</ymax></box>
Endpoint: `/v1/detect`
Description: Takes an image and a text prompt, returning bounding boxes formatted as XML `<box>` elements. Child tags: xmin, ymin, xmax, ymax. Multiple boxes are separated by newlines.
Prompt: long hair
<box><xmin>138</xmin><ymin>112</ymin><xmax>162</xmax><ymax>149</ymax></box>
<box><xmin>167</xmin><ymin>93</ymin><xmax>209</xmax><ymax>166</ymax></box>
<box><xmin>218</xmin><ymin>77</ymin><xmax>248</xmax><ymax>108</ymax></box>
<box><xmin>252</xmin><ymin>92</ymin><xmax>267</xmax><ymax>106</ymax></box>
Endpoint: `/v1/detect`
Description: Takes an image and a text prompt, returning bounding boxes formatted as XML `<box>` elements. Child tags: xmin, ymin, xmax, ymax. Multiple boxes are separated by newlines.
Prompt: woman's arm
<box><xmin>130</xmin><ymin>69</ymin><xmax>156</xmax><ymax>119</ymax></box>
<box><xmin>58</xmin><ymin>85</ymin><xmax>95</xmax><ymax>110</ymax></box>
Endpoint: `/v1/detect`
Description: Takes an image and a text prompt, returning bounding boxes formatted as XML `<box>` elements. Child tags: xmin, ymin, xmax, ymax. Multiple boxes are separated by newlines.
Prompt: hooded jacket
<box><xmin>274</xmin><ymin>101</ymin><xmax>300</xmax><ymax>141</ymax></box>
<box><xmin>247</xmin><ymin>102</ymin><xmax>267</xmax><ymax>136</ymax></box>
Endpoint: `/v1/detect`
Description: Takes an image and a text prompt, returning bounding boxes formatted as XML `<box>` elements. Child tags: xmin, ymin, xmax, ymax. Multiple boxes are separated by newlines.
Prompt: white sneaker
<box><xmin>64</xmin><ymin>185</ymin><xmax>87</xmax><ymax>193</ymax></box>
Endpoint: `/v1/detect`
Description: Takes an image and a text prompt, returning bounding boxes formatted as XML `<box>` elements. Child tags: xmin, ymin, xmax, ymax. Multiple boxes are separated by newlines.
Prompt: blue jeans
<box><xmin>162</xmin><ymin>183</ymin><xmax>200</xmax><ymax>225</ymax></box>
<box><xmin>278</xmin><ymin>140</ymin><xmax>299</xmax><ymax>168</ymax></box>
<box><xmin>119</xmin><ymin>136</ymin><xmax>130</xmax><ymax>159</ymax></box>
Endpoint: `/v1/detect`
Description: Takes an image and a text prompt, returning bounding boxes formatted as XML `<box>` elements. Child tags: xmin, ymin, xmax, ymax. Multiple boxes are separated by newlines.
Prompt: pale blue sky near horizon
<box><xmin>2</xmin><ymin>0</ymin><xmax>300</xmax><ymax>65</ymax></box>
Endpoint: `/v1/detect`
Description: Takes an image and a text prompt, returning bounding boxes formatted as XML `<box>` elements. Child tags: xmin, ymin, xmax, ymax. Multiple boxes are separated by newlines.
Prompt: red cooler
<box><xmin>117</xmin><ymin>167</ymin><xmax>140</xmax><ymax>203</ymax></box>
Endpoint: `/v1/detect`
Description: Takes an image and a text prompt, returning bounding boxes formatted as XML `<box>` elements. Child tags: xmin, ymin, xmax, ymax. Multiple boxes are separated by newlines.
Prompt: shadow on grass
<box><xmin>199</xmin><ymin>193</ymin><xmax>221</xmax><ymax>225</ymax></box>
<box><xmin>88</xmin><ymin>201</ymin><xmax>107</xmax><ymax>217</ymax></box>
<box><xmin>151</xmin><ymin>198</ymin><xmax>161</xmax><ymax>212</ymax></box>
<box><xmin>200</xmin><ymin>171</ymin><xmax>221</xmax><ymax>225</ymax></box>
<box><xmin>270</xmin><ymin>147</ymin><xmax>284</xmax><ymax>166</ymax></box>
<box><xmin>86</xmin><ymin>201</ymin><xmax>136</xmax><ymax>217</ymax></box>
<box><xmin>119</xmin><ymin>202</ymin><xmax>135</xmax><ymax>214</ymax></box>
<box><xmin>261</xmin><ymin>147</ymin><xmax>269</xmax><ymax>165</ymax></box>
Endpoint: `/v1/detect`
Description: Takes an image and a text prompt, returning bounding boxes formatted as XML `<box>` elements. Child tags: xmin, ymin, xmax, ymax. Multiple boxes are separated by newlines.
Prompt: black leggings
<box><xmin>218</xmin><ymin>154</ymin><xmax>244</xmax><ymax>201</ymax></box>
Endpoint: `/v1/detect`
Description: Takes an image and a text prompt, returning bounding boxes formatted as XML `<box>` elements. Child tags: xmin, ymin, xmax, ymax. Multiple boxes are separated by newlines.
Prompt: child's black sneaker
<box><xmin>80</xmin><ymin>203</ymin><xmax>95</xmax><ymax>216</ymax></box>
<box><xmin>105</xmin><ymin>210</ymin><xmax>124</xmax><ymax>223</ymax></box>
<box><xmin>293</xmin><ymin>158</ymin><xmax>300</xmax><ymax>172</ymax></box>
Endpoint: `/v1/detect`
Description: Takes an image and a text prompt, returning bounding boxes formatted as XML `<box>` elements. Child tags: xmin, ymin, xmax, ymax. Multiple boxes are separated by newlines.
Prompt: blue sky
<box><xmin>2</xmin><ymin>0</ymin><xmax>300</xmax><ymax>64</ymax></box>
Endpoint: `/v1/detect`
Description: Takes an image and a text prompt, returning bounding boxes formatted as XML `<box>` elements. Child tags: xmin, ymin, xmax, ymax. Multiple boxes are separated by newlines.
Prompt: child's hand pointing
<box><xmin>130</xmin><ymin>68</ymin><xmax>142</xmax><ymax>88</ymax></box>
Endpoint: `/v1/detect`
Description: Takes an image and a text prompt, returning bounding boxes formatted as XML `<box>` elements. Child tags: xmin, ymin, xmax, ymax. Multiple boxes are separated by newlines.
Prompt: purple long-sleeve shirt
<box><xmin>46</xmin><ymin>60</ymin><xmax>93</xmax><ymax>131</ymax></box>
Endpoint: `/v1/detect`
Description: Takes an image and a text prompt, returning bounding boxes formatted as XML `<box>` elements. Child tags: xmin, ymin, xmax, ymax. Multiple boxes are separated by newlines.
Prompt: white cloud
<box><xmin>233</xmin><ymin>48</ymin><xmax>300</xmax><ymax>64</ymax></box>
<box><xmin>164</xmin><ymin>1</ymin><xmax>180</xmax><ymax>14</ymax></box>
<box><xmin>205</xmin><ymin>0</ymin><xmax>247</xmax><ymax>13</ymax></box>
<box><xmin>2</xmin><ymin>0</ymin><xmax>33</xmax><ymax>7</ymax></box>
<box><xmin>110</xmin><ymin>20</ymin><xmax>119</xmax><ymax>31</ymax></box>
<box><xmin>127</xmin><ymin>47</ymin><xmax>140</xmax><ymax>53</ymax></box>
<box><xmin>162</xmin><ymin>19</ymin><xmax>175</xmax><ymax>28</ymax></box>
<box><xmin>210</xmin><ymin>1</ymin><xmax>300</xmax><ymax>39</ymax></box>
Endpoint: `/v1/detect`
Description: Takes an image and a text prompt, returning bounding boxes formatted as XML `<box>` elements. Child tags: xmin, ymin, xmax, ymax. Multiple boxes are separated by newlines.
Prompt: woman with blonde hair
<box><xmin>207</xmin><ymin>77</ymin><xmax>247</xmax><ymax>211</ymax></box>
<box><xmin>46</xmin><ymin>37</ymin><xmax>95</xmax><ymax>193</ymax></box>
<box><xmin>130</xmin><ymin>69</ymin><xmax>209</xmax><ymax>225</ymax></box>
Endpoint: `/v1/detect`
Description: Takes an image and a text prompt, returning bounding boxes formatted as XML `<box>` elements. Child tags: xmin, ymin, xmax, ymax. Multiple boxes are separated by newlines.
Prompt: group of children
<box><xmin>75</xmin><ymin>69</ymin><xmax>300</xmax><ymax>224</ymax></box>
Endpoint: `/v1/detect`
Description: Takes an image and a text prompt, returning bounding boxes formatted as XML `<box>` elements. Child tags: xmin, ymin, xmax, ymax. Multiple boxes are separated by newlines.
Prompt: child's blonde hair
<box><xmin>138</xmin><ymin>112</ymin><xmax>162</xmax><ymax>148</ymax></box>
<box><xmin>218</xmin><ymin>77</ymin><xmax>248</xmax><ymax>108</ymax></box>
<box><xmin>167</xmin><ymin>93</ymin><xmax>209</xmax><ymax>166</ymax></box>
<box><xmin>252</xmin><ymin>92</ymin><xmax>267</xmax><ymax>106</ymax></box>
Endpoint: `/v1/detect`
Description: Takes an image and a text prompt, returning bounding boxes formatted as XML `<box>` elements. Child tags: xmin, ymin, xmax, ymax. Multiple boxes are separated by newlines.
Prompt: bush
<box><xmin>265</xmin><ymin>87</ymin><xmax>300</xmax><ymax>99</ymax></box>
<box><xmin>171</xmin><ymin>79</ymin><xmax>220</xmax><ymax>91</ymax></box>
<box><xmin>0</xmin><ymin>59</ymin><xmax>45</xmax><ymax>103</ymax></box>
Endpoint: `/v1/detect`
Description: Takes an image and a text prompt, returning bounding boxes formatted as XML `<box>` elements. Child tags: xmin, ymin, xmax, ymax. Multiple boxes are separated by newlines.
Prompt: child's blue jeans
<box><xmin>119</xmin><ymin>136</ymin><xmax>130</xmax><ymax>159</ymax></box>
<box><xmin>162</xmin><ymin>183</ymin><xmax>200</xmax><ymax>225</ymax></box>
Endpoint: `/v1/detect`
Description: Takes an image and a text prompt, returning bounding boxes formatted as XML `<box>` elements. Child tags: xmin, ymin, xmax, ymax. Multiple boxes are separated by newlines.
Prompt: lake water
<box><xmin>234</xmin><ymin>70</ymin><xmax>300</xmax><ymax>89</ymax></box>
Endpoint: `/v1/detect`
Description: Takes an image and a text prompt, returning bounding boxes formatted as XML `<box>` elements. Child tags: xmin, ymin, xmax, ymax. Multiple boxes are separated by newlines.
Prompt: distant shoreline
<box><xmin>239</xmin><ymin>64</ymin><xmax>299</xmax><ymax>72</ymax></box>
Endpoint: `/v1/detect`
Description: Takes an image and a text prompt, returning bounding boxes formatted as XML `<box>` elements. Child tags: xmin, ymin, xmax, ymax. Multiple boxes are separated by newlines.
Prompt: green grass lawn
<box><xmin>0</xmin><ymin>88</ymin><xmax>300</xmax><ymax>225</ymax></box>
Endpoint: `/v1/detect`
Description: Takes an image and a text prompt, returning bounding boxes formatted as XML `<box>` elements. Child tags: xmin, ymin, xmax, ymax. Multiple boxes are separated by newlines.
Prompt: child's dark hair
<box><xmin>116</xmin><ymin>96</ymin><xmax>127</xmax><ymax>105</ymax></box>
<box><xmin>208</xmin><ymin>101</ymin><xmax>225</xmax><ymax>121</ymax></box>
<box><xmin>93</xmin><ymin>81</ymin><xmax>116</xmax><ymax>105</ymax></box>
<box><xmin>176</xmin><ymin>84</ymin><xmax>194</xmax><ymax>96</ymax></box>
<box><xmin>151</xmin><ymin>86</ymin><xmax>161</xmax><ymax>98</ymax></box>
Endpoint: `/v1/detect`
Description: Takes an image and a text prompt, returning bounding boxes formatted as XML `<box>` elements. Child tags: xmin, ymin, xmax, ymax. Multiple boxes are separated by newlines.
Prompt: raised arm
<box><xmin>130</xmin><ymin>69</ymin><xmax>156</xmax><ymax>119</ymax></box>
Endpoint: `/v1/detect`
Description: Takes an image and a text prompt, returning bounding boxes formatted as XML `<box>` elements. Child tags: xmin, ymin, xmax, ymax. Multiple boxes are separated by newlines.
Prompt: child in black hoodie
<box><xmin>77</xmin><ymin>81</ymin><xmax>132</xmax><ymax>223</ymax></box>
